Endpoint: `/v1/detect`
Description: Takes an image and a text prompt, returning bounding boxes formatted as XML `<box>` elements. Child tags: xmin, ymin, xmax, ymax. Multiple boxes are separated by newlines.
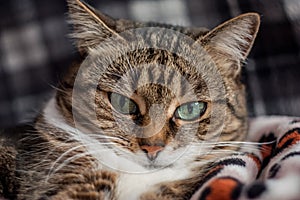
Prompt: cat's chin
<box><xmin>134</xmin><ymin>149</ymin><xmax>190</xmax><ymax>171</ymax></box>
<box><xmin>143</xmin><ymin>163</ymin><xmax>172</xmax><ymax>170</ymax></box>
<box><xmin>127</xmin><ymin>157</ymin><xmax>170</xmax><ymax>171</ymax></box>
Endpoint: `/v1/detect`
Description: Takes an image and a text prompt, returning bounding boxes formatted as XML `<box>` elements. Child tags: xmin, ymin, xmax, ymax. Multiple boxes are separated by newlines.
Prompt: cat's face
<box><xmin>55</xmin><ymin>0</ymin><xmax>260</xmax><ymax>171</ymax></box>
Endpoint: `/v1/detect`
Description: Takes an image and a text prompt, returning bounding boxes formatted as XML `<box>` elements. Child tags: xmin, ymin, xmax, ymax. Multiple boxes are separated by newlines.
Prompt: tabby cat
<box><xmin>0</xmin><ymin>0</ymin><xmax>260</xmax><ymax>199</ymax></box>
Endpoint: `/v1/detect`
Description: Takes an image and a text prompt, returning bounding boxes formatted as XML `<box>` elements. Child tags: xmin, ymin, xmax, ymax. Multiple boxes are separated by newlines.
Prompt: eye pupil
<box><xmin>188</xmin><ymin>104</ymin><xmax>194</xmax><ymax>113</ymax></box>
<box><xmin>120</xmin><ymin>96</ymin><xmax>126</xmax><ymax>108</ymax></box>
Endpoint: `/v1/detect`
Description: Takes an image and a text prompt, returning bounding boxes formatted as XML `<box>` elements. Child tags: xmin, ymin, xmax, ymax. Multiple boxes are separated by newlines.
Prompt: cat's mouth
<box><xmin>138</xmin><ymin>152</ymin><xmax>179</xmax><ymax>170</ymax></box>
<box><xmin>143</xmin><ymin>162</ymin><xmax>173</xmax><ymax>170</ymax></box>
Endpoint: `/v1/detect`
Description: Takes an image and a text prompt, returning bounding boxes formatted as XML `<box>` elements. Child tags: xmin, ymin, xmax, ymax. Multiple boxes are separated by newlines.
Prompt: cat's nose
<box><xmin>140</xmin><ymin>145</ymin><xmax>164</xmax><ymax>161</ymax></box>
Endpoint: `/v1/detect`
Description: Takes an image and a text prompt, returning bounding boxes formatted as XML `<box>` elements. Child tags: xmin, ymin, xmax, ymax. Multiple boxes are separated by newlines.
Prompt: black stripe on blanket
<box><xmin>276</xmin><ymin>128</ymin><xmax>300</xmax><ymax>154</ymax></box>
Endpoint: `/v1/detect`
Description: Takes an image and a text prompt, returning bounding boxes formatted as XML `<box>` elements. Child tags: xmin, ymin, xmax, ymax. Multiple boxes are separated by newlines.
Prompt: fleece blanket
<box><xmin>191</xmin><ymin>116</ymin><xmax>300</xmax><ymax>200</ymax></box>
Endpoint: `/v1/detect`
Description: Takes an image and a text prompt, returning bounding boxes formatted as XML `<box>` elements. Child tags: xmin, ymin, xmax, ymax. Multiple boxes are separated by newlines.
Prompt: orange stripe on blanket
<box><xmin>247</xmin><ymin>153</ymin><xmax>262</xmax><ymax>171</ymax></box>
<box><xmin>260</xmin><ymin>143</ymin><xmax>274</xmax><ymax>160</ymax></box>
<box><xmin>201</xmin><ymin>177</ymin><xmax>243</xmax><ymax>200</ymax></box>
<box><xmin>277</xmin><ymin>129</ymin><xmax>300</xmax><ymax>149</ymax></box>
<box><xmin>258</xmin><ymin>133</ymin><xmax>276</xmax><ymax>160</ymax></box>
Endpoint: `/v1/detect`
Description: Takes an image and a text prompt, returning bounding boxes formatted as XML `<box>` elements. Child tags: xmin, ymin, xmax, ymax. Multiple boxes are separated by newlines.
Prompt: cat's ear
<box><xmin>200</xmin><ymin>13</ymin><xmax>260</xmax><ymax>63</ymax></box>
<box><xmin>67</xmin><ymin>0</ymin><xmax>123</xmax><ymax>54</ymax></box>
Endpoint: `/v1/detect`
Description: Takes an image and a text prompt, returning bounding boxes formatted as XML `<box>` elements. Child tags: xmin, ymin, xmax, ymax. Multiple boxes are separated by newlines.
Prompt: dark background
<box><xmin>0</xmin><ymin>0</ymin><xmax>300</xmax><ymax>128</ymax></box>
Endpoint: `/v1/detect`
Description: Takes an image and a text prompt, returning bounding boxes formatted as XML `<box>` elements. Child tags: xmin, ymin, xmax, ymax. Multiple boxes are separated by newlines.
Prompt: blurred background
<box><xmin>0</xmin><ymin>0</ymin><xmax>300</xmax><ymax>128</ymax></box>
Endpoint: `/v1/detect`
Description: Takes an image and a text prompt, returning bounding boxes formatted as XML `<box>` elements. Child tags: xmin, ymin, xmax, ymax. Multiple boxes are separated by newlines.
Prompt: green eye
<box><xmin>109</xmin><ymin>93</ymin><xmax>138</xmax><ymax>115</ymax></box>
<box><xmin>175</xmin><ymin>102</ymin><xmax>207</xmax><ymax>121</ymax></box>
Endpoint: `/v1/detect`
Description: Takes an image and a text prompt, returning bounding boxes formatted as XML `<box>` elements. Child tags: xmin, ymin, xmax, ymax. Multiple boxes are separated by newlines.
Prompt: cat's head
<box><xmin>54</xmin><ymin>0</ymin><xmax>260</xmax><ymax>171</ymax></box>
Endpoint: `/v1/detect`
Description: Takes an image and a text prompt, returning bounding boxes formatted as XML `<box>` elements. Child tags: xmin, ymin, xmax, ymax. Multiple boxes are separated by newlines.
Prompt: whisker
<box><xmin>187</xmin><ymin>140</ymin><xmax>276</xmax><ymax>158</ymax></box>
<box><xmin>89</xmin><ymin>134</ymin><xmax>125</xmax><ymax>140</ymax></box>
<box><xmin>47</xmin><ymin>144</ymin><xmax>87</xmax><ymax>180</ymax></box>
<box><xmin>46</xmin><ymin>151</ymin><xmax>92</xmax><ymax>182</ymax></box>
<box><xmin>46</xmin><ymin>148</ymin><xmax>112</xmax><ymax>181</ymax></box>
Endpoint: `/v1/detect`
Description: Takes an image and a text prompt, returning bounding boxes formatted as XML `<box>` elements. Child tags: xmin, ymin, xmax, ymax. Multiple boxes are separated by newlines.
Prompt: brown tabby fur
<box><xmin>0</xmin><ymin>0</ymin><xmax>260</xmax><ymax>199</ymax></box>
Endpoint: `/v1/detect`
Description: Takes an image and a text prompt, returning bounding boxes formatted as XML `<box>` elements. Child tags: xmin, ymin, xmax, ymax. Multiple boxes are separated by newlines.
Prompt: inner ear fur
<box><xmin>200</xmin><ymin>13</ymin><xmax>260</xmax><ymax>62</ymax></box>
<box><xmin>67</xmin><ymin>0</ymin><xmax>123</xmax><ymax>54</ymax></box>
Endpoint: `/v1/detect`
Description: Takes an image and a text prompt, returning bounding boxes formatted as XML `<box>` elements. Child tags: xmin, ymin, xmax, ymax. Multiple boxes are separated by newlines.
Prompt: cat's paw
<box><xmin>52</xmin><ymin>170</ymin><xmax>117</xmax><ymax>200</ymax></box>
<box><xmin>52</xmin><ymin>185</ymin><xmax>107</xmax><ymax>200</ymax></box>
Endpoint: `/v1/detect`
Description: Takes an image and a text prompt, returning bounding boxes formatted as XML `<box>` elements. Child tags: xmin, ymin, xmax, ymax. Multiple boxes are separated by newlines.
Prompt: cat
<box><xmin>0</xmin><ymin>0</ymin><xmax>260</xmax><ymax>199</ymax></box>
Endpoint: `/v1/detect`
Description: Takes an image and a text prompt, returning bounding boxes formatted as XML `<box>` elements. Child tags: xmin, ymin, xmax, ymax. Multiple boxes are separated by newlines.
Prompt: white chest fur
<box><xmin>116</xmin><ymin>167</ymin><xmax>191</xmax><ymax>200</ymax></box>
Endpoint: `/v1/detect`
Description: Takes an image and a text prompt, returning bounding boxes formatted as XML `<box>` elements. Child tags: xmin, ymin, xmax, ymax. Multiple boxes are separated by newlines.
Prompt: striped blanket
<box><xmin>191</xmin><ymin>116</ymin><xmax>300</xmax><ymax>200</ymax></box>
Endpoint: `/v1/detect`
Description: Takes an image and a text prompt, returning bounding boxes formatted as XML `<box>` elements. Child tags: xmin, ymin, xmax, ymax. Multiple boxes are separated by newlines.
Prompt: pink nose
<box><xmin>140</xmin><ymin>145</ymin><xmax>164</xmax><ymax>161</ymax></box>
